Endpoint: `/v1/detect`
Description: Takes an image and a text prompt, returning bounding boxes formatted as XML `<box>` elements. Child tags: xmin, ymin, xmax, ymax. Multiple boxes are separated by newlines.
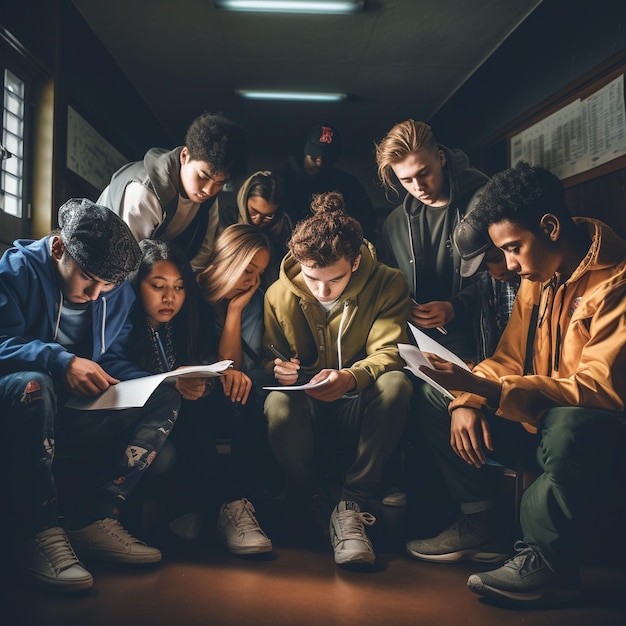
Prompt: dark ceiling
<box><xmin>71</xmin><ymin>0</ymin><xmax>543</xmax><ymax>201</ymax></box>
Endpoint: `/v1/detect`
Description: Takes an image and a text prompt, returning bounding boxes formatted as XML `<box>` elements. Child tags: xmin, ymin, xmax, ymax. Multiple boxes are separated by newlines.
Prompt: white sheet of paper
<box><xmin>263</xmin><ymin>377</ymin><xmax>331</xmax><ymax>391</ymax></box>
<box><xmin>408</xmin><ymin>323</ymin><xmax>471</xmax><ymax>371</ymax></box>
<box><xmin>65</xmin><ymin>361</ymin><xmax>233</xmax><ymax>410</ymax></box>
<box><xmin>399</xmin><ymin>343</ymin><xmax>454</xmax><ymax>399</ymax></box>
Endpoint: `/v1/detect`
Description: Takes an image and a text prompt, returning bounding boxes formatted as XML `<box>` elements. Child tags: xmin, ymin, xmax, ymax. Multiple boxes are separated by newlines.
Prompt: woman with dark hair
<box><xmin>219</xmin><ymin>171</ymin><xmax>292</xmax><ymax>289</ymax></box>
<box><xmin>108</xmin><ymin>238</ymin><xmax>273</xmax><ymax>556</ymax></box>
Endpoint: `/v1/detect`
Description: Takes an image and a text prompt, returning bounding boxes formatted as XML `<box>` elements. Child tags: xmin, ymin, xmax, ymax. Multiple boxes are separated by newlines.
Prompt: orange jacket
<box><xmin>449</xmin><ymin>218</ymin><xmax>626</xmax><ymax>432</ymax></box>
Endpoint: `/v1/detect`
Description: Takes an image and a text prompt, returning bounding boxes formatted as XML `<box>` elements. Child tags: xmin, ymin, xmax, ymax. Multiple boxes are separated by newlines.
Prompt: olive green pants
<box><xmin>265</xmin><ymin>370</ymin><xmax>412</xmax><ymax>505</ymax></box>
<box><xmin>414</xmin><ymin>383</ymin><xmax>625</xmax><ymax>569</ymax></box>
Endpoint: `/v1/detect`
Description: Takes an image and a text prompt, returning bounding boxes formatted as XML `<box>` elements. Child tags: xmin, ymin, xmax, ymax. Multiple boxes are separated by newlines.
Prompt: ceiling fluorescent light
<box><xmin>215</xmin><ymin>1</ymin><xmax>364</xmax><ymax>15</ymax></box>
<box><xmin>237</xmin><ymin>90</ymin><xmax>347</xmax><ymax>102</ymax></box>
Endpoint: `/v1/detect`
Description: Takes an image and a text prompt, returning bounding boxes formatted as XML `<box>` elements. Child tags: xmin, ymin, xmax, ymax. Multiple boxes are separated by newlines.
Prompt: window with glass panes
<box><xmin>1</xmin><ymin>69</ymin><xmax>25</xmax><ymax>218</ymax></box>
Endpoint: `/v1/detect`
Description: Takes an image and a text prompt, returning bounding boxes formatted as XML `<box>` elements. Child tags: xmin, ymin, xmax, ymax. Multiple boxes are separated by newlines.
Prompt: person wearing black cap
<box><xmin>0</xmin><ymin>199</ymin><xmax>182</xmax><ymax>592</ymax></box>
<box><xmin>274</xmin><ymin>122</ymin><xmax>377</xmax><ymax>242</ymax></box>
<box><xmin>405</xmin><ymin>162</ymin><xmax>626</xmax><ymax>605</ymax></box>
<box><xmin>449</xmin><ymin>211</ymin><xmax>520</xmax><ymax>365</ymax></box>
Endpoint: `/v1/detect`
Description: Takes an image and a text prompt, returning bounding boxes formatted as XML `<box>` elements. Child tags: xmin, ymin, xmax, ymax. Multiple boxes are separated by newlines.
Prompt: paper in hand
<box><xmin>399</xmin><ymin>324</ymin><xmax>471</xmax><ymax>398</ymax></box>
<box><xmin>66</xmin><ymin>361</ymin><xmax>233</xmax><ymax>410</ymax></box>
<box><xmin>263</xmin><ymin>377</ymin><xmax>331</xmax><ymax>391</ymax></box>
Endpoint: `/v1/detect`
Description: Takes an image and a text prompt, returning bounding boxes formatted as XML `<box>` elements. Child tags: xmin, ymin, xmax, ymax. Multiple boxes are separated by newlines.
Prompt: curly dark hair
<box><xmin>184</xmin><ymin>111</ymin><xmax>248</xmax><ymax>179</ymax></box>
<box><xmin>473</xmin><ymin>161</ymin><xmax>571</xmax><ymax>233</ymax></box>
<box><xmin>288</xmin><ymin>191</ymin><xmax>363</xmax><ymax>266</ymax></box>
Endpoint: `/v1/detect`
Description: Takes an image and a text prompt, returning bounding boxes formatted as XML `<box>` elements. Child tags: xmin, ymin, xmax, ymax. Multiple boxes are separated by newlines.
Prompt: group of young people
<box><xmin>1</xmin><ymin>112</ymin><xmax>625</xmax><ymax>610</ymax></box>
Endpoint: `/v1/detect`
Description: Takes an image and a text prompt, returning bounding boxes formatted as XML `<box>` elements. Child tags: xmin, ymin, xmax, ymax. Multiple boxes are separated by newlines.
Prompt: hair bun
<box><xmin>310</xmin><ymin>191</ymin><xmax>346</xmax><ymax>216</ymax></box>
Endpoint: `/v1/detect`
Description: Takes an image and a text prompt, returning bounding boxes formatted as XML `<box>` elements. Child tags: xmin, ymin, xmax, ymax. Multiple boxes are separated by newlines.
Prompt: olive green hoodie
<box><xmin>263</xmin><ymin>241</ymin><xmax>410</xmax><ymax>391</ymax></box>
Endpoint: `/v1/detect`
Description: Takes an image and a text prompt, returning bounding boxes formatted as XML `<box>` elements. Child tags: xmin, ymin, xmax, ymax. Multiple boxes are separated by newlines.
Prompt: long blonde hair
<box><xmin>196</xmin><ymin>224</ymin><xmax>270</xmax><ymax>305</ymax></box>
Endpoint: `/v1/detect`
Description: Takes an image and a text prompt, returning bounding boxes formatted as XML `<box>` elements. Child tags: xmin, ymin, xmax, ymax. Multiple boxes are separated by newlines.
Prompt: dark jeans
<box><xmin>167</xmin><ymin>381</ymin><xmax>270</xmax><ymax>512</ymax></box>
<box><xmin>413</xmin><ymin>382</ymin><xmax>626</xmax><ymax>569</ymax></box>
<box><xmin>1</xmin><ymin>370</ymin><xmax>181</xmax><ymax>540</ymax></box>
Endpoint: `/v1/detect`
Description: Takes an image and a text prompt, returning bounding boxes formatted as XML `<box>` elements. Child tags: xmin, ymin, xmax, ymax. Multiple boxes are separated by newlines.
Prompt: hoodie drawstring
<box><xmin>336</xmin><ymin>301</ymin><xmax>350</xmax><ymax>370</ymax></box>
<box><xmin>53</xmin><ymin>290</ymin><xmax>63</xmax><ymax>341</ymax></box>
<box><xmin>100</xmin><ymin>296</ymin><xmax>107</xmax><ymax>354</ymax></box>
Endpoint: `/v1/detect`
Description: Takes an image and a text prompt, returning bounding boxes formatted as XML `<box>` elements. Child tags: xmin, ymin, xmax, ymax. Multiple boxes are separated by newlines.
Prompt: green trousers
<box><xmin>265</xmin><ymin>370</ymin><xmax>412</xmax><ymax>504</ymax></box>
<box><xmin>414</xmin><ymin>383</ymin><xmax>625</xmax><ymax>569</ymax></box>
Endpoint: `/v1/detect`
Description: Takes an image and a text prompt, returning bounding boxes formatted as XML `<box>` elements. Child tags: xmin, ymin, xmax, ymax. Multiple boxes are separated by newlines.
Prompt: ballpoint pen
<box><xmin>268</xmin><ymin>344</ymin><xmax>291</xmax><ymax>362</ymax></box>
<box><xmin>268</xmin><ymin>344</ymin><xmax>308</xmax><ymax>384</ymax></box>
<box><xmin>411</xmin><ymin>299</ymin><xmax>448</xmax><ymax>335</ymax></box>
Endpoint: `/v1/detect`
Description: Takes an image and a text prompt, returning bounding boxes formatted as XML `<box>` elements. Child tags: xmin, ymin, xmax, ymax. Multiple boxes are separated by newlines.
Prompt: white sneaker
<box><xmin>66</xmin><ymin>518</ymin><xmax>161</xmax><ymax>564</ymax></box>
<box><xmin>330</xmin><ymin>501</ymin><xmax>376</xmax><ymax>566</ymax></box>
<box><xmin>20</xmin><ymin>527</ymin><xmax>93</xmax><ymax>592</ymax></box>
<box><xmin>217</xmin><ymin>499</ymin><xmax>272</xmax><ymax>555</ymax></box>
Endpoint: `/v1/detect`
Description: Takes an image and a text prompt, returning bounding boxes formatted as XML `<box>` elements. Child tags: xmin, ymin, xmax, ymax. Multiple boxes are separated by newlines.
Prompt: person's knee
<box><xmin>410</xmin><ymin>383</ymin><xmax>451</xmax><ymax>433</ymax></box>
<box><xmin>264</xmin><ymin>392</ymin><xmax>300</xmax><ymax>430</ymax></box>
<box><xmin>3</xmin><ymin>371</ymin><xmax>57</xmax><ymax>427</ymax></box>
<box><xmin>375</xmin><ymin>370</ymin><xmax>413</xmax><ymax>404</ymax></box>
<box><xmin>150</xmin><ymin>384</ymin><xmax>182</xmax><ymax>423</ymax></box>
<box><xmin>539</xmin><ymin>407</ymin><xmax>609</xmax><ymax>476</ymax></box>
<box><xmin>15</xmin><ymin>371</ymin><xmax>56</xmax><ymax>405</ymax></box>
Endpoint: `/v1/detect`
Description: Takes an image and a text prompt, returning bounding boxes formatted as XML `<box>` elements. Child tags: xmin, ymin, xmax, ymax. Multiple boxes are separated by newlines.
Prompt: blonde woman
<box><xmin>196</xmin><ymin>224</ymin><xmax>274</xmax><ymax>555</ymax></box>
<box><xmin>197</xmin><ymin>223</ymin><xmax>270</xmax><ymax>372</ymax></box>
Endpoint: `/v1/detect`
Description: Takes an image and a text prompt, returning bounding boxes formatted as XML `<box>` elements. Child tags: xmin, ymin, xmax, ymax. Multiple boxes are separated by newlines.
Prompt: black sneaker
<box><xmin>467</xmin><ymin>541</ymin><xmax>581</xmax><ymax>604</ymax></box>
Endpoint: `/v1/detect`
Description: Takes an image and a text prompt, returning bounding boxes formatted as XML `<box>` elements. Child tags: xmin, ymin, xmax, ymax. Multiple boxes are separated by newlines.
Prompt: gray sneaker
<box><xmin>467</xmin><ymin>541</ymin><xmax>581</xmax><ymax>604</ymax></box>
<box><xmin>330</xmin><ymin>501</ymin><xmax>376</xmax><ymax>567</ymax></box>
<box><xmin>406</xmin><ymin>512</ymin><xmax>509</xmax><ymax>563</ymax></box>
<box><xmin>217</xmin><ymin>498</ymin><xmax>272</xmax><ymax>555</ymax></box>
<box><xmin>66</xmin><ymin>518</ymin><xmax>161</xmax><ymax>564</ymax></box>
<box><xmin>20</xmin><ymin>527</ymin><xmax>93</xmax><ymax>592</ymax></box>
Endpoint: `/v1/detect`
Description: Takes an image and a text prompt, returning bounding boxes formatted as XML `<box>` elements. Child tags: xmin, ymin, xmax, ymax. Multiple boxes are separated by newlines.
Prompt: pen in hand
<box><xmin>411</xmin><ymin>299</ymin><xmax>448</xmax><ymax>335</ymax></box>
<box><xmin>268</xmin><ymin>344</ymin><xmax>305</xmax><ymax>383</ymax></box>
<box><xmin>268</xmin><ymin>344</ymin><xmax>291</xmax><ymax>362</ymax></box>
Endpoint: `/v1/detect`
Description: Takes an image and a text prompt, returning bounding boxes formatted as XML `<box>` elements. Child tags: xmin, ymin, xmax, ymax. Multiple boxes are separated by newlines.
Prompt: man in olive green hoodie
<box><xmin>262</xmin><ymin>191</ymin><xmax>413</xmax><ymax>569</ymax></box>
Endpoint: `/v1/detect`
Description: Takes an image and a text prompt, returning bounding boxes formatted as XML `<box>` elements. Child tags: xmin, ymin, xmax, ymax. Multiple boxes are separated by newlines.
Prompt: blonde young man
<box><xmin>375</xmin><ymin>120</ymin><xmax>489</xmax><ymax>360</ymax></box>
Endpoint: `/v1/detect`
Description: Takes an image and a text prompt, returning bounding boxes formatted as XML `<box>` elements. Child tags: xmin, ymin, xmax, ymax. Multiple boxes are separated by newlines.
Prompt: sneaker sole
<box><xmin>217</xmin><ymin>531</ymin><xmax>272</xmax><ymax>555</ymax></box>
<box><xmin>224</xmin><ymin>542</ymin><xmax>273</xmax><ymax>555</ymax></box>
<box><xmin>406</xmin><ymin>546</ymin><xmax>509</xmax><ymax>564</ymax></box>
<box><xmin>73</xmin><ymin>548</ymin><xmax>162</xmax><ymax>565</ymax></box>
<box><xmin>334</xmin><ymin>551</ymin><xmax>376</xmax><ymax>566</ymax></box>
<box><xmin>28</xmin><ymin>571</ymin><xmax>94</xmax><ymax>593</ymax></box>
<box><xmin>467</xmin><ymin>576</ymin><xmax>581</xmax><ymax>604</ymax></box>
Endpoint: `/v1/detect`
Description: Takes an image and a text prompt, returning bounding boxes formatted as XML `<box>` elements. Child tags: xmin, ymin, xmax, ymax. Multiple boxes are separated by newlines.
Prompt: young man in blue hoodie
<box><xmin>0</xmin><ymin>198</ymin><xmax>181</xmax><ymax>592</ymax></box>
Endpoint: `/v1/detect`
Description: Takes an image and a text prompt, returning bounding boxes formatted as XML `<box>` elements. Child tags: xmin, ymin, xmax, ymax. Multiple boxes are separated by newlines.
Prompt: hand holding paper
<box><xmin>402</xmin><ymin>324</ymin><xmax>502</xmax><ymax>404</ymax></box>
<box><xmin>66</xmin><ymin>361</ymin><xmax>233</xmax><ymax>410</ymax></box>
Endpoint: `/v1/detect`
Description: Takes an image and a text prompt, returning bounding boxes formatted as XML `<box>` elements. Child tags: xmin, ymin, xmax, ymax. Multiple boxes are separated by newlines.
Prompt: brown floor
<box><xmin>2</xmin><ymin>500</ymin><xmax>626</xmax><ymax>626</ymax></box>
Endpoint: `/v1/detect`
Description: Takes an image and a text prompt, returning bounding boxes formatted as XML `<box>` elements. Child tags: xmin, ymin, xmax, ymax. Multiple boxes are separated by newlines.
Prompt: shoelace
<box><xmin>99</xmin><ymin>518</ymin><xmax>143</xmax><ymax>546</ymax></box>
<box><xmin>336</xmin><ymin>509</ymin><xmax>376</xmax><ymax>540</ymax></box>
<box><xmin>506</xmin><ymin>541</ymin><xmax>548</xmax><ymax>575</ymax></box>
<box><xmin>36</xmin><ymin>528</ymin><xmax>80</xmax><ymax>572</ymax></box>
<box><xmin>227</xmin><ymin>499</ymin><xmax>262</xmax><ymax>534</ymax></box>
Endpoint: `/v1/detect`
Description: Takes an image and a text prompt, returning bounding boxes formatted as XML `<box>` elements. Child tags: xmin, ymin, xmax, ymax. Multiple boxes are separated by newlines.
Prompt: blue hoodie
<box><xmin>0</xmin><ymin>236</ymin><xmax>144</xmax><ymax>381</ymax></box>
